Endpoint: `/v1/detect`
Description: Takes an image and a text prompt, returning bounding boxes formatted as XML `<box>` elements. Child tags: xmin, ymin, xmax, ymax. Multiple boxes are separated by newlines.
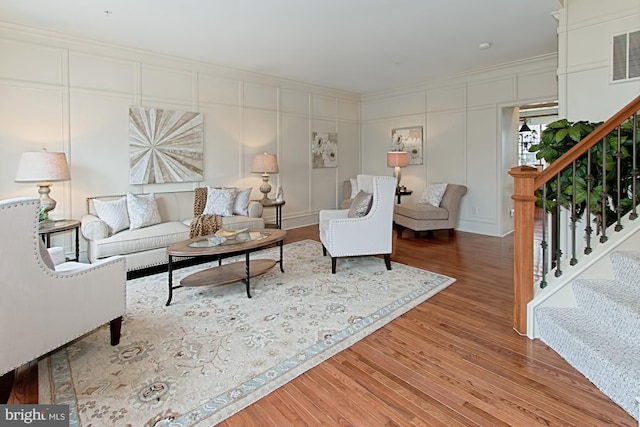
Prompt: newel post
<box><xmin>509</xmin><ymin>165</ymin><xmax>541</xmax><ymax>335</ymax></box>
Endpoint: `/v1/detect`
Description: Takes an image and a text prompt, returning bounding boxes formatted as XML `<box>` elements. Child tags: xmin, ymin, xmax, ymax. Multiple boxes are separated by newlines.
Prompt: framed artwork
<box><xmin>311</xmin><ymin>131</ymin><xmax>338</xmax><ymax>168</ymax></box>
<box><xmin>391</xmin><ymin>126</ymin><xmax>423</xmax><ymax>165</ymax></box>
<box><xmin>129</xmin><ymin>107</ymin><xmax>204</xmax><ymax>184</ymax></box>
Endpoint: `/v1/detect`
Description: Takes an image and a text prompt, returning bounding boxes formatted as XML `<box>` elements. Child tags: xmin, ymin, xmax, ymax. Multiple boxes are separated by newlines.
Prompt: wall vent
<box><xmin>612</xmin><ymin>30</ymin><xmax>640</xmax><ymax>82</ymax></box>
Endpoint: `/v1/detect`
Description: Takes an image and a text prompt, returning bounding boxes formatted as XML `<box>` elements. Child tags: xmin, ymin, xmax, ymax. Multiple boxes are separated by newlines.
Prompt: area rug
<box><xmin>39</xmin><ymin>239</ymin><xmax>455</xmax><ymax>426</ymax></box>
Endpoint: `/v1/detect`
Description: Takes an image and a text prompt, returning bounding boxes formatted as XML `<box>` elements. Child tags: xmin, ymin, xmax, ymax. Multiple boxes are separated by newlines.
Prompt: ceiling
<box><xmin>0</xmin><ymin>0</ymin><xmax>561</xmax><ymax>94</ymax></box>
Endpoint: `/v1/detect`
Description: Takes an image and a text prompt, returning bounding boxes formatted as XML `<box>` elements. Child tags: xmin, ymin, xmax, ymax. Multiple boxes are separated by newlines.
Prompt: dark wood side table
<box><xmin>396</xmin><ymin>189</ymin><xmax>412</xmax><ymax>204</ymax></box>
<box><xmin>38</xmin><ymin>219</ymin><xmax>80</xmax><ymax>261</ymax></box>
<box><xmin>257</xmin><ymin>199</ymin><xmax>285</xmax><ymax>229</ymax></box>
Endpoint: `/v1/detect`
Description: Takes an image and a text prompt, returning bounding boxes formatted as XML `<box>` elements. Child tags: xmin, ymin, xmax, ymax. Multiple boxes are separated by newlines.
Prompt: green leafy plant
<box><xmin>528</xmin><ymin>118</ymin><xmax>639</xmax><ymax>231</ymax></box>
<box><xmin>38</xmin><ymin>206</ymin><xmax>49</xmax><ymax>222</ymax></box>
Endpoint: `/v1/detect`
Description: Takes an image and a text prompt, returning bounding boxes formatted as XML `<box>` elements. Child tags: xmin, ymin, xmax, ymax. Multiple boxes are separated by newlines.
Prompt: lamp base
<box><xmin>259</xmin><ymin>174</ymin><xmax>272</xmax><ymax>201</ymax></box>
<box><xmin>37</xmin><ymin>182</ymin><xmax>56</xmax><ymax>219</ymax></box>
<box><xmin>392</xmin><ymin>166</ymin><xmax>402</xmax><ymax>188</ymax></box>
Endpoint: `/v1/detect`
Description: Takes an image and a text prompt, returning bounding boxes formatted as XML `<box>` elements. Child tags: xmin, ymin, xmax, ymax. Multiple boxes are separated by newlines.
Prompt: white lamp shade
<box><xmin>15</xmin><ymin>150</ymin><xmax>71</xmax><ymax>182</ymax></box>
<box><xmin>251</xmin><ymin>153</ymin><xmax>279</xmax><ymax>174</ymax></box>
<box><xmin>387</xmin><ymin>151</ymin><xmax>409</xmax><ymax>168</ymax></box>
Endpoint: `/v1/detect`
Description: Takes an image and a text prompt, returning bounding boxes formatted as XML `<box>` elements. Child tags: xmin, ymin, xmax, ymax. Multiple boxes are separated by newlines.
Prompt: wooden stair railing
<box><xmin>510</xmin><ymin>94</ymin><xmax>640</xmax><ymax>335</ymax></box>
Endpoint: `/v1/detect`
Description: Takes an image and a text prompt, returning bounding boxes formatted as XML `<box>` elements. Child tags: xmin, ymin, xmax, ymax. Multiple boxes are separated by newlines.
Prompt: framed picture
<box><xmin>391</xmin><ymin>126</ymin><xmax>423</xmax><ymax>165</ymax></box>
<box><xmin>129</xmin><ymin>107</ymin><xmax>204</xmax><ymax>184</ymax></box>
<box><xmin>311</xmin><ymin>131</ymin><xmax>338</xmax><ymax>168</ymax></box>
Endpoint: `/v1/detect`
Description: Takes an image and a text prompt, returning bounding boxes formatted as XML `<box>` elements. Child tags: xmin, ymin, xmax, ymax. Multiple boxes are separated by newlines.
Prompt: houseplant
<box><xmin>528</xmin><ymin>117</ymin><xmax>639</xmax><ymax>232</ymax></box>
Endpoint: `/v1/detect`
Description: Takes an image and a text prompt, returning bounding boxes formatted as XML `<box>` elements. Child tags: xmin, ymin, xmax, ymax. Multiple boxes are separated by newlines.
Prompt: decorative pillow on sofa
<box><xmin>94</xmin><ymin>196</ymin><xmax>129</xmax><ymax>235</ymax></box>
<box><xmin>127</xmin><ymin>193</ymin><xmax>161</xmax><ymax>230</ymax></box>
<box><xmin>233</xmin><ymin>187</ymin><xmax>252</xmax><ymax>216</ymax></box>
<box><xmin>348</xmin><ymin>190</ymin><xmax>373</xmax><ymax>218</ymax></box>
<box><xmin>203</xmin><ymin>187</ymin><xmax>238</xmax><ymax>217</ymax></box>
<box><xmin>420</xmin><ymin>183</ymin><xmax>448</xmax><ymax>207</ymax></box>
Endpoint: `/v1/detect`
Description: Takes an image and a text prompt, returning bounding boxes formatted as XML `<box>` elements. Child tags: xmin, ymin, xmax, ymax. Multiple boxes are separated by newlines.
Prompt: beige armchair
<box><xmin>0</xmin><ymin>198</ymin><xmax>126</xmax><ymax>381</ymax></box>
<box><xmin>319</xmin><ymin>175</ymin><xmax>397</xmax><ymax>273</ymax></box>
<box><xmin>394</xmin><ymin>184</ymin><xmax>467</xmax><ymax>237</ymax></box>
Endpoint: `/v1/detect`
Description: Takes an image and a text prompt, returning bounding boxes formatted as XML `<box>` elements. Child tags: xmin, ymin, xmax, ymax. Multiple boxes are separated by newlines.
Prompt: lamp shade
<box><xmin>251</xmin><ymin>153</ymin><xmax>279</xmax><ymax>174</ymax></box>
<box><xmin>386</xmin><ymin>151</ymin><xmax>409</xmax><ymax>168</ymax></box>
<box><xmin>15</xmin><ymin>149</ymin><xmax>71</xmax><ymax>183</ymax></box>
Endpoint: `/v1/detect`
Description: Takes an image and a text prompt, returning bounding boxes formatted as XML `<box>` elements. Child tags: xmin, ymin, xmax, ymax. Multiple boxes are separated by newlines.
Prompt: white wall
<box><xmin>361</xmin><ymin>56</ymin><xmax>559</xmax><ymax>236</ymax></box>
<box><xmin>557</xmin><ymin>0</ymin><xmax>640</xmax><ymax>120</ymax></box>
<box><xmin>0</xmin><ymin>23</ymin><xmax>361</xmax><ymax>256</ymax></box>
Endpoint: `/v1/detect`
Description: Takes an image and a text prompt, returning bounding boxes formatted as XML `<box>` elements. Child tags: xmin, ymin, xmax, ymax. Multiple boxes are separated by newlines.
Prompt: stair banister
<box><xmin>510</xmin><ymin>94</ymin><xmax>640</xmax><ymax>335</ymax></box>
<box><xmin>534</xmin><ymin>95</ymin><xmax>640</xmax><ymax>188</ymax></box>
<box><xmin>508</xmin><ymin>165</ymin><xmax>540</xmax><ymax>334</ymax></box>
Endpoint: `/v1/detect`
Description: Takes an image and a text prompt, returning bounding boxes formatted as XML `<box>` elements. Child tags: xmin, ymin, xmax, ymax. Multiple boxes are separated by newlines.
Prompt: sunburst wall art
<box><xmin>391</xmin><ymin>126</ymin><xmax>423</xmax><ymax>165</ymax></box>
<box><xmin>311</xmin><ymin>131</ymin><xmax>338</xmax><ymax>168</ymax></box>
<box><xmin>129</xmin><ymin>107</ymin><xmax>204</xmax><ymax>184</ymax></box>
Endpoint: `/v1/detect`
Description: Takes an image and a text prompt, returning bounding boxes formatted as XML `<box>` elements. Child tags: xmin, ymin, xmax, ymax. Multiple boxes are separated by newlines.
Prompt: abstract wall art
<box><xmin>391</xmin><ymin>126</ymin><xmax>423</xmax><ymax>165</ymax></box>
<box><xmin>129</xmin><ymin>107</ymin><xmax>204</xmax><ymax>184</ymax></box>
<box><xmin>311</xmin><ymin>131</ymin><xmax>338</xmax><ymax>168</ymax></box>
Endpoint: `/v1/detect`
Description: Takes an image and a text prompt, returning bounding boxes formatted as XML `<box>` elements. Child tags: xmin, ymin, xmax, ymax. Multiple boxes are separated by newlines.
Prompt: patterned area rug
<box><xmin>39</xmin><ymin>240</ymin><xmax>455</xmax><ymax>426</ymax></box>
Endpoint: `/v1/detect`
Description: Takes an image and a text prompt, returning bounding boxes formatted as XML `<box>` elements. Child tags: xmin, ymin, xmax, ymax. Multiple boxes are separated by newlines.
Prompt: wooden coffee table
<box><xmin>165</xmin><ymin>229</ymin><xmax>286</xmax><ymax>305</ymax></box>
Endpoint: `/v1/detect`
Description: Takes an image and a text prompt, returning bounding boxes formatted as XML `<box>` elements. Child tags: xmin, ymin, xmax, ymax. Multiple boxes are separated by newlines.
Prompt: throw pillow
<box><xmin>349</xmin><ymin>178</ymin><xmax>358</xmax><ymax>199</ymax></box>
<box><xmin>127</xmin><ymin>193</ymin><xmax>162</xmax><ymax>230</ymax></box>
<box><xmin>233</xmin><ymin>187</ymin><xmax>252</xmax><ymax>216</ymax></box>
<box><xmin>203</xmin><ymin>187</ymin><xmax>238</xmax><ymax>217</ymax></box>
<box><xmin>348</xmin><ymin>190</ymin><xmax>373</xmax><ymax>218</ymax></box>
<box><xmin>420</xmin><ymin>183</ymin><xmax>448</xmax><ymax>207</ymax></box>
<box><xmin>94</xmin><ymin>196</ymin><xmax>129</xmax><ymax>235</ymax></box>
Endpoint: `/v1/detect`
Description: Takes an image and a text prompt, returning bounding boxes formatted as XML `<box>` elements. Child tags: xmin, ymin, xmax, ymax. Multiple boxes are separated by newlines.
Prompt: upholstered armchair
<box><xmin>319</xmin><ymin>175</ymin><xmax>397</xmax><ymax>273</ymax></box>
<box><xmin>0</xmin><ymin>198</ymin><xmax>126</xmax><ymax>380</ymax></box>
<box><xmin>393</xmin><ymin>184</ymin><xmax>467</xmax><ymax>237</ymax></box>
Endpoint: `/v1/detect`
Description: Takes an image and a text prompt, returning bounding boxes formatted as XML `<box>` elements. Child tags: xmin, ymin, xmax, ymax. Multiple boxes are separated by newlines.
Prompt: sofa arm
<box><xmin>247</xmin><ymin>201</ymin><xmax>263</xmax><ymax>218</ymax></box>
<box><xmin>81</xmin><ymin>214</ymin><xmax>109</xmax><ymax>240</ymax></box>
<box><xmin>47</xmin><ymin>247</ymin><xmax>66</xmax><ymax>266</ymax></box>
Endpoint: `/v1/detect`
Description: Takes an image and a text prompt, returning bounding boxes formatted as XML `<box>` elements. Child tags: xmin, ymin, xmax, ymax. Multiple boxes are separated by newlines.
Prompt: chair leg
<box><xmin>384</xmin><ymin>254</ymin><xmax>391</xmax><ymax>270</ymax></box>
<box><xmin>322</xmin><ymin>245</ymin><xmax>327</xmax><ymax>256</ymax></box>
<box><xmin>331</xmin><ymin>257</ymin><xmax>337</xmax><ymax>274</ymax></box>
<box><xmin>110</xmin><ymin>316</ymin><xmax>122</xmax><ymax>346</ymax></box>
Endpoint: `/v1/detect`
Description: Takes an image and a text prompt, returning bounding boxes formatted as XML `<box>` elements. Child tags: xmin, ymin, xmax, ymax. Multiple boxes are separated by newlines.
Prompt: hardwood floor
<box><xmin>8</xmin><ymin>225</ymin><xmax>636</xmax><ymax>426</ymax></box>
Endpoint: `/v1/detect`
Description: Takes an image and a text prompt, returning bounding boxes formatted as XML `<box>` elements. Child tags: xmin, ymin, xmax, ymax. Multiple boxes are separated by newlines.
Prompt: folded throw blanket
<box><xmin>189</xmin><ymin>187</ymin><xmax>222</xmax><ymax>238</ymax></box>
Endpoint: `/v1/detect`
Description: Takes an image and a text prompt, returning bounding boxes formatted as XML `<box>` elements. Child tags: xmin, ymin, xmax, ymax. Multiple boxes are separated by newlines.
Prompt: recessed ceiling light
<box><xmin>479</xmin><ymin>42</ymin><xmax>492</xmax><ymax>50</ymax></box>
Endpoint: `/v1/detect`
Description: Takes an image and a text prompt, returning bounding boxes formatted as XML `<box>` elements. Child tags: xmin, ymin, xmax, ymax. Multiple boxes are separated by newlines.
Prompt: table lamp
<box><xmin>251</xmin><ymin>153</ymin><xmax>279</xmax><ymax>202</ymax></box>
<box><xmin>15</xmin><ymin>148</ymin><xmax>71</xmax><ymax>219</ymax></box>
<box><xmin>387</xmin><ymin>151</ymin><xmax>408</xmax><ymax>188</ymax></box>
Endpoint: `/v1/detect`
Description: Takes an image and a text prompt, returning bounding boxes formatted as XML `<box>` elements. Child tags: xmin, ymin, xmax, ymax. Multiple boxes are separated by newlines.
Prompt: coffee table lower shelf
<box><xmin>181</xmin><ymin>259</ymin><xmax>277</xmax><ymax>287</ymax></box>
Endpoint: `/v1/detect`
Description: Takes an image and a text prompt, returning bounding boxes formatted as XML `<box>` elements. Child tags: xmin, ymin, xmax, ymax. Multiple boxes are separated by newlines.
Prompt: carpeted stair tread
<box><xmin>536</xmin><ymin>306</ymin><xmax>640</xmax><ymax>419</ymax></box>
<box><xmin>572</xmin><ymin>278</ymin><xmax>640</xmax><ymax>343</ymax></box>
<box><xmin>610</xmin><ymin>251</ymin><xmax>640</xmax><ymax>290</ymax></box>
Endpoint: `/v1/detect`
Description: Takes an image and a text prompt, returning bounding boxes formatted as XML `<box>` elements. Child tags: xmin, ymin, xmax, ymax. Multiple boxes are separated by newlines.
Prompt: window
<box><xmin>612</xmin><ymin>30</ymin><xmax>640</xmax><ymax>82</ymax></box>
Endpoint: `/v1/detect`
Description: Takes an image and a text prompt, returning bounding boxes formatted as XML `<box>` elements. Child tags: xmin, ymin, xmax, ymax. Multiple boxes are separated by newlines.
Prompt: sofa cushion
<box><xmin>233</xmin><ymin>188</ymin><xmax>252</xmax><ymax>216</ymax></box>
<box><xmin>394</xmin><ymin>203</ymin><xmax>449</xmax><ymax>221</ymax></box>
<box><xmin>94</xmin><ymin>196</ymin><xmax>129</xmax><ymax>235</ymax></box>
<box><xmin>348</xmin><ymin>190</ymin><xmax>373</xmax><ymax>218</ymax></box>
<box><xmin>203</xmin><ymin>187</ymin><xmax>237</xmax><ymax>216</ymax></box>
<box><xmin>92</xmin><ymin>221</ymin><xmax>189</xmax><ymax>259</ymax></box>
<box><xmin>127</xmin><ymin>193</ymin><xmax>162</xmax><ymax>229</ymax></box>
<box><xmin>420</xmin><ymin>183</ymin><xmax>448</xmax><ymax>206</ymax></box>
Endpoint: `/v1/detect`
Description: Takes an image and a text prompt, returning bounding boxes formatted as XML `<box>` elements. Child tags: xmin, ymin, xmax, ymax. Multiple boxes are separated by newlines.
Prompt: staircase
<box><xmin>536</xmin><ymin>251</ymin><xmax>640</xmax><ymax>421</ymax></box>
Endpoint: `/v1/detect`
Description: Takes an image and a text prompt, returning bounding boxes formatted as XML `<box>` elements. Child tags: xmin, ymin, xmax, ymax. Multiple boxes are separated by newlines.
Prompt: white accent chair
<box><xmin>0</xmin><ymin>197</ymin><xmax>126</xmax><ymax>382</ymax></box>
<box><xmin>319</xmin><ymin>175</ymin><xmax>397</xmax><ymax>273</ymax></box>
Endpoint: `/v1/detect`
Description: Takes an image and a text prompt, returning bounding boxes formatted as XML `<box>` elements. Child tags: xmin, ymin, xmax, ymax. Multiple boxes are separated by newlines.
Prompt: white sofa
<box><xmin>81</xmin><ymin>190</ymin><xmax>265</xmax><ymax>272</ymax></box>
